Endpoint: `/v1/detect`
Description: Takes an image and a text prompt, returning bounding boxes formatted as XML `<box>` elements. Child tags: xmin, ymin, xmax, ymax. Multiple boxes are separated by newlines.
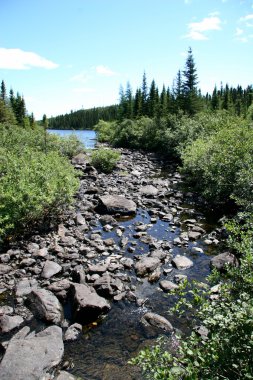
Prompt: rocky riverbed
<box><xmin>0</xmin><ymin>148</ymin><xmax>228</xmax><ymax>380</ymax></box>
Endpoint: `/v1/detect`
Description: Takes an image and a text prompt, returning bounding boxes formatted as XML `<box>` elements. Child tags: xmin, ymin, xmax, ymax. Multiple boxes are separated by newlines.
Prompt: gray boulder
<box><xmin>140</xmin><ymin>185</ymin><xmax>158</xmax><ymax>197</ymax></box>
<box><xmin>41</xmin><ymin>260</ymin><xmax>62</xmax><ymax>279</ymax></box>
<box><xmin>64</xmin><ymin>323</ymin><xmax>82</xmax><ymax>341</ymax></box>
<box><xmin>26</xmin><ymin>288</ymin><xmax>63</xmax><ymax>325</ymax></box>
<box><xmin>159</xmin><ymin>280</ymin><xmax>179</xmax><ymax>292</ymax></box>
<box><xmin>210</xmin><ymin>252</ymin><xmax>238</xmax><ymax>271</ymax></box>
<box><xmin>141</xmin><ymin>312</ymin><xmax>173</xmax><ymax>332</ymax></box>
<box><xmin>135</xmin><ymin>256</ymin><xmax>161</xmax><ymax>277</ymax></box>
<box><xmin>0</xmin><ymin>314</ymin><xmax>24</xmax><ymax>333</ymax></box>
<box><xmin>0</xmin><ymin>325</ymin><xmax>64</xmax><ymax>380</ymax></box>
<box><xmin>98</xmin><ymin>195</ymin><xmax>137</xmax><ymax>215</ymax></box>
<box><xmin>172</xmin><ymin>255</ymin><xmax>193</xmax><ymax>270</ymax></box>
<box><xmin>54</xmin><ymin>371</ymin><xmax>78</xmax><ymax>380</ymax></box>
<box><xmin>70</xmin><ymin>283</ymin><xmax>110</xmax><ymax>323</ymax></box>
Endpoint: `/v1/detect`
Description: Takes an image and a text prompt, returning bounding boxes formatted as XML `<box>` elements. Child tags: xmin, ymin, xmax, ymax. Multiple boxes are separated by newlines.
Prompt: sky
<box><xmin>0</xmin><ymin>0</ymin><xmax>253</xmax><ymax>119</ymax></box>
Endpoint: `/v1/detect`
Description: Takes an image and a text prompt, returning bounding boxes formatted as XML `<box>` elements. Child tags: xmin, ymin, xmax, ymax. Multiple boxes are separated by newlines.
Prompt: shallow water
<box><xmin>64</xmin><ymin>206</ymin><xmax>220</xmax><ymax>379</ymax></box>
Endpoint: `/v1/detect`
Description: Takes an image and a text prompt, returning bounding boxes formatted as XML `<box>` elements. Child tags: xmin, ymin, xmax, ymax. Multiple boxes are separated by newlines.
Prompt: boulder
<box><xmin>135</xmin><ymin>256</ymin><xmax>161</xmax><ymax>277</ymax></box>
<box><xmin>159</xmin><ymin>280</ymin><xmax>179</xmax><ymax>292</ymax></box>
<box><xmin>54</xmin><ymin>371</ymin><xmax>77</xmax><ymax>380</ymax></box>
<box><xmin>97</xmin><ymin>195</ymin><xmax>137</xmax><ymax>215</ymax></box>
<box><xmin>26</xmin><ymin>288</ymin><xmax>64</xmax><ymax>325</ymax></box>
<box><xmin>64</xmin><ymin>323</ymin><xmax>82</xmax><ymax>341</ymax></box>
<box><xmin>141</xmin><ymin>312</ymin><xmax>173</xmax><ymax>332</ymax></box>
<box><xmin>70</xmin><ymin>283</ymin><xmax>110</xmax><ymax>323</ymax></box>
<box><xmin>210</xmin><ymin>252</ymin><xmax>238</xmax><ymax>271</ymax></box>
<box><xmin>0</xmin><ymin>325</ymin><xmax>64</xmax><ymax>380</ymax></box>
<box><xmin>41</xmin><ymin>260</ymin><xmax>62</xmax><ymax>279</ymax></box>
<box><xmin>140</xmin><ymin>185</ymin><xmax>158</xmax><ymax>197</ymax></box>
<box><xmin>0</xmin><ymin>264</ymin><xmax>12</xmax><ymax>275</ymax></box>
<box><xmin>172</xmin><ymin>255</ymin><xmax>193</xmax><ymax>270</ymax></box>
<box><xmin>71</xmin><ymin>153</ymin><xmax>87</xmax><ymax>166</ymax></box>
<box><xmin>0</xmin><ymin>314</ymin><xmax>24</xmax><ymax>333</ymax></box>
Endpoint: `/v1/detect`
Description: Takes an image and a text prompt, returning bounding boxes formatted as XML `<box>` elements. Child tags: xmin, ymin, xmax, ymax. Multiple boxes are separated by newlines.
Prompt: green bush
<box><xmin>94</xmin><ymin>120</ymin><xmax>116</xmax><ymax>143</ymax></box>
<box><xmin>91</xmin><ymin>148</ymin><xmax>120</xmax><ymax>173</ymax></box>
<box><xmin>0</xmin><ymin>148</ymin><xmax>79</xmax><ymax>238</ymax></box>
<box><xmin>181</xmin><ymin>124</ymin><xmax>253</xmax><ymax>205</ymax></box>
<box><xmin>0</xmin><ymin>123</ymin><xmax>81</xmax><ymax>240</ymax></box>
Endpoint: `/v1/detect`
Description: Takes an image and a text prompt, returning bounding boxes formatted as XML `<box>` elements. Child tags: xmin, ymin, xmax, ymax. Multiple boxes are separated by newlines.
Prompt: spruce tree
<box><xmin>1</xmin><ymin>80</ymin><xmax>6</xmax><ymax>101</ymax></box>
<box><xmin>182</xmin><ymin>47</ymin><xmax>202</xmax><ymax>115</ymax></box>
<box><xmin>141</xmin><ymin>71</ymin><xmax>148</xmax><ymax>116</ymax></box>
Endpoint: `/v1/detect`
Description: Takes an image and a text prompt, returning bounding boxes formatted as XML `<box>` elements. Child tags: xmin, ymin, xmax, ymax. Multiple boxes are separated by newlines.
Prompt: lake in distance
<box><xmin>48</xmin><ymin>129</ymin><xmax>97</xmax><ymax>149</ymax></box>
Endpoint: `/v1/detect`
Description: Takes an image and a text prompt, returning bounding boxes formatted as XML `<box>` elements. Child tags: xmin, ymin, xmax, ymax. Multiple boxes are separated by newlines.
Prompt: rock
<box><xmin>141</xmin><ymin>312</ymin><xmax>173</xmax><ymax>332</ymax></box>
<box><xmin>148</xmin><ymin>267</ymin><xmax>161</xmax><ymax>283</ymax></box>
<box><xmin>20</xmin><ymin>258</ymin><xmax>36</xmax><ymax>267</ymax></box>
<box><xmin>98</xmin><ymin>195</ymin><xmax>137</xmax><ymax>215</ymax></box>
<box><xmin>150</xmin><ymin>249</ymin><xmax>167</xmax><ymax>261</ymax></box>
<box><xmin>48</xmin><ymin>279</ymin><xmax>71</xmax><ymax>294</ymax></box>
<box><xmin>41</xmin><ymin>260</ymin><xmax>62</xmax><ymax>279</ymax></box>
<box><xmin>71</xmin><ymin>265</ymin><xmax>86</xmax><ymax>284</ymax></box>
<box><xmin>172</xmin><ymin>255</ymin><xmax>193</xmax><ymax>270</ymax></box>
<box><xmin>174</xmin><ymin>274</ymin><xmax>187</xmax><ymax>283</ymax></box>
<box><xmin>15</xmin><ymin>278</ymin><xmax>37</xmax><ymax>297</ymax></box>
<box><xmin>0</xmin><ymin>314</ymin><xmax>24</xmax><ymax>333</ymax></box>
<box><xmin>70</xmin><ymin>283</ymin><xmax>110</xmax><ymax>324</ymax></box>
<box><xmin>140</xmin><ymin>185</ymin><xmax>158</xmax><ymax>197</ymax></box>
<box><xmin>26</xmin><ymin>288</ymin><xmax>63</xmax><ymax>325</ymax></box>
<box><xmin>75</xmin><ymin>213</ymin><xmax>88</xmax><ymax>228</ymax></box>
<box><xmin>64</xmin><ymin>323</ymin><xmax>82</xmax><ymax>341</ymax></box>
<box><xmin>188</xmin><ymin>230</ymin><xmax>202</xmax><ymax>240</ymax></box>
<box><xmin>0</xmin><ymin>325</ymin><xmax>64</xmax><ymax>380</ymax></box>
<box><xmin>71</xmin><ymin>153</ymin><xmax>87</xmax><ymax>166</ymax></box>
<box><xmin>88</xmin><ymin>263</ymin><xmax>108</xmax><ymax>274</ymax></box>
<box><xmin>0</xmin><ymin>264</ymin><xmax>12</xmax><ymax>275</ymax></box>
<box><xmin>159</xmin><ymin>280</ymin><xmax>179</xmax><ymax>292</ymax></box>
<box><xmin>135</xmin><ymin>256</ymin><xmax>161</xmax><ymax>277</ymax></box>
<box><xmin>210</xmin><ymin>252</ymin><xmax>238</xmax><ymax>271</ymax></box>
<box><xmin>54</xmin><ymin>371</ymin><xmax>77</xmax><ymax>380</ymax></box>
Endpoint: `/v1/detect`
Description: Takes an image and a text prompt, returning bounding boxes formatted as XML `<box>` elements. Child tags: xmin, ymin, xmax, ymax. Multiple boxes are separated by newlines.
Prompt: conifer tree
<box><xmin>182</xmin><ymin>47</ymin><xmax>202</xmax><ymax>115</ymax></box>
<box><xmin>141</xmin><ymin>71</ymin><xmax>149</xmax><ymax>116</ymax></box>
<box><xmin>1</xmin><ymin>80</ymin><xmax>6</xmax><ymax>101</ymax></box>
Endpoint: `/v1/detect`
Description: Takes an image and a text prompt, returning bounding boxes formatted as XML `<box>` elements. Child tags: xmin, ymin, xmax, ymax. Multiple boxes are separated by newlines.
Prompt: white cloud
<box><xmin>240</xmin><ymin>14</ymin><xmax>253</xmax><ymax>22</ymax></box>
<box><xmin>185</xmin><ymin>16</ymin><xmax>222</xmax><ymax>40</ymax></box>
<box><xmin>95</xmin><ymin>65</ymin><xmax>117</xmax><ymax>76</ymax></box>
<box><xmin>0</xmin><ymin>47</ymin><xmax>58</xmax><ymax>70</ymax></box>
<box><xmin>235</xmin><ymin>27</ymin><xmax>244</xmax><ymax>36</ymax></box>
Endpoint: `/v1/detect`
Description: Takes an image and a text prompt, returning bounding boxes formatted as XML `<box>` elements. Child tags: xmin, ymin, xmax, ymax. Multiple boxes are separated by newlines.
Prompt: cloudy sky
<box><xmin>1</xmin><ymin>0</ymin><xmax>253</xmax><ymax>119</ymax></box>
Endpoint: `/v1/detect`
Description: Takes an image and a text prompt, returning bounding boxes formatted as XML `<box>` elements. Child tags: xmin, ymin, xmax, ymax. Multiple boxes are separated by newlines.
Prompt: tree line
<box><xmin>0</xmin><ymin>80</ymin><xmax>36</xmax><ymax>128</ymax></box>
<box><xmin>48</xmin><ymin>47</ymin><xmax>253</xmax><ymax>130</ymax></box>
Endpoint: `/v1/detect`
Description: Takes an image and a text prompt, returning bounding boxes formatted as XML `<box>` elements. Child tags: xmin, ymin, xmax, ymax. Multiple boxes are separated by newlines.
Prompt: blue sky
<box><xmin>1</xmin><ymin>0</ymin><xmax>253</xmax><ymax>119</ymax></box>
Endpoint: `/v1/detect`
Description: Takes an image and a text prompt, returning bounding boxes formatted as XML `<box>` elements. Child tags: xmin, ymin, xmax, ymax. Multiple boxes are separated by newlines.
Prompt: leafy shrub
<box><xmin>0</xmin><ymin>123</ymin><xmax>81</xmax><ymax>240</ymax></box>
<box><xmin>91</xmin><ymin>148</ymin><xmax>120</xmax><ymax>173</ymax></box>
<box><xmin>0</xmin><ymin>148</ymin><xmax>79</xmax><ymax>238</ymax></box>
<box><xmin>181</xmin><ymin>123</ymin><xmax>253</xmax><ymax>205</ymax></box>
<box><xmin>94</xmin><ymin>120</ymin><xmax>116</xmax><ymax>143</ymax></box>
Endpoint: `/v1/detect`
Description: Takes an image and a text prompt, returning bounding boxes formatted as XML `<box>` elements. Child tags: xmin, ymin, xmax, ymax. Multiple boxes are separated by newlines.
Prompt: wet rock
<box><xmin>64</xmin><ymin>323</ymin><xmax>82</xmax><ymax>341</ymax></box>
<box><xmin>0</xmin><ymin>325</ymin><xmax>64</xmax><ymax>380</ymax></box>
<box><xmin>210</xmin><ymin>252</ymin><xmax>238</xmax><ymax>271</ymax></box>
<box><xmin>120</xmin><ymin>257</ymin><xmax>134</xmax><ymax>269</ymax></box>
<box><xmin>172</xmin><ymin>255</ymin><xmax>193</xmax><ymax>270</ymax></box>
<box><xmin>141</xmin><ymin>312</ymin><xmax>173</xmax><ymax>332</ymax></box>
<box><xmin>159</xmin><ymin>280</ymin><xmax>179</xmax><ymax>292</ymax></box>
<box><xmin>70</xmin><ymin>283</ymin><xmax>110</xmax><ymax>324</ymax></box>
<box><xmin>99</xmin><ymin>214</ymin><xmax>117</xmax><ymax>226</ymax></box>
<box><xmin>0</xmin><ymin>314</ymin><xmax>24</xmax><ymax>333</ymax></box>
<box><xmin>150</xmin><ymin>249</ymin><xmax>167</xmax><ymax>261</ymax></box>
<box><xmin>26</xmin><ymin>288</ymin><xmax>64</xmax><ymax>325</ymax></box>
<box><xmin>41</xmin><ymin>260</ymin><xmax>62</xmax><ymax>279</ymax></box>
<box><xmin>188</xmin><ymin>230</ymin><xmax>202</xmax><ymax>241</ymax></box>
<box><xmin>97</xmin><ymin>195</ymin><xmax>137</xmax><ymax>215</ymax></box>
<box><xmin>71</xmin><ymin>265</ymin><xmax>86</xmax><ymax>284</ymax></box>
<box><xmin>148</xmin><ymin>267</ymin><xmax>161</xmax><ymax>283</ymax></box>
<box><xmin>135</xmin><ymin>256</ymin><xmax>161</xmax><ymax>277</ymax></box>
<box><xmin>174</xmin><ymin>274</ymin><xmax>187</xmax><ymax>283</ymax></box>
